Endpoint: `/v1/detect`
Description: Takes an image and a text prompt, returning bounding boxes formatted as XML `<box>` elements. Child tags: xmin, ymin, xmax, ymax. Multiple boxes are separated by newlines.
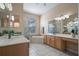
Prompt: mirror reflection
<box><xmin>48</xmin><ymin>14</ymin><xmax>79</xmax><ymax>35</ymax></box>
<box><xmin>0</xmin><ymin>11</ymin><xmax>20</xmax><ymax>37</ymax></box>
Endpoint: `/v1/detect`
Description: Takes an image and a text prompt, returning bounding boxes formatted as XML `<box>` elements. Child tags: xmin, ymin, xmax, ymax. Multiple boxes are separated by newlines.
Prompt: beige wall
<box><xmin>23</xmin><ymin>12</ymin><xmax>40</xmax><ymax>35</ymax></box>
<box><xmin>40</xmin><ymin>3</ymin><xmax>78</xmax><ymax>34</ymax></box>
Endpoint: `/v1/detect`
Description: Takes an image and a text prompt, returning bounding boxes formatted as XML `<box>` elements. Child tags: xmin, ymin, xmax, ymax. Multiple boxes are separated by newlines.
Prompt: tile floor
<box><xmin>29</xmin><ymin>43</ymin><xmax>69</xmax><ymax>56</ymax></box>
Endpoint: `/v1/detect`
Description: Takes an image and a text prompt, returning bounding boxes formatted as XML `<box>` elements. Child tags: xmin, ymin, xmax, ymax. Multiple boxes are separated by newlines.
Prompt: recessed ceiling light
<box><xmin>64</xmin><ymin>14</ymin><xmax>69</xmax><ymax>18</ymax></box>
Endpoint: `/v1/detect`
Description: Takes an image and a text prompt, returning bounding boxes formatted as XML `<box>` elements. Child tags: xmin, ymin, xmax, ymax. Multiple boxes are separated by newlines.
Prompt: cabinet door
<box><xmin>47</xmin><ymin>36</ymin><xmax>50</xmax><ymax>45</ymax></box>
<box><xmin>64</xmin><ymin>38</ymin><xmax>78</xmax><ymax>55</ymax></box>
<box><xmin>54</xmin><ymin>37</ymin><xmax>64</xmax><ymax>51</ymax></box>
<box><xmin>50</xmin><ymin>36</ymin><xmax>55</xmax><ymax>47</ymax></box>
<box><xmin>43</xmin><ymin>35</ymin><xmax>47</xmax><ymax>44</ymax></box>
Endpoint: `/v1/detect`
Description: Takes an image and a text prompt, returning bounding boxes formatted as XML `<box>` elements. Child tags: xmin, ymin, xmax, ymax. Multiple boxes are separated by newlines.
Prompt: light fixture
<box><xmin>11</xmin><ymin>16</ymin><xmax>14</xmax><ymax>21</ymax></box>
<box><xmin>54</xmin><ymin>14</ymin><xmax>70</xmax><ymax>21</ymax></box>
<box><xmin>6</xmin><ymin>15</ymin><xmax>9</xmax><ymax>18</ymax></box>
<box><xmin>54</xmin><ymin>18</ymin><xmax>58</xmax><ymax>20</ymax></box>
<box><xmin>54</xmin><ymin>17</ymin><xmax>62</xmax><ymax>20</ymax></box>
<box><xmin>0</xmin><ymin>3</ymin><xmax>5</xmax><ymax>9</ymax></box>
<box><xmin>14</xmin><ymin>22</ymin><xmax>20</xmax><ymax>28</ymax></box>
<box><xmin>60</xmin><ymin>16</ymin><xmax>65</xmax><ymax>19</ymax></box>
<box><xmin>0</xmin><ymin>3</ymin><xmax>12</xmax><ymax>11</ymax></box>
<box><xmin>64</xmin><ymin>14</ymin><xmax>69</xmax><ymax>18</ymax></box>
<box><xmin>4</xmin><ymin>3</ymin><xmax>12</xmax><ymax>11</ymax></box>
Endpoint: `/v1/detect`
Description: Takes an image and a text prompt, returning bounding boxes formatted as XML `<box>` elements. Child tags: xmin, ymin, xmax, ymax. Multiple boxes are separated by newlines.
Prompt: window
<box><xmin>28</xmin><ymin>18</ymin><xmax>36</xmax><ymax>33</ymax></box>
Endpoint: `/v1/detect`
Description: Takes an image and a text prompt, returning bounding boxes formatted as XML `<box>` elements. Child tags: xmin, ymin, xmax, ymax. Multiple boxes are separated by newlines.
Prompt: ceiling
<box><xmin>23</xmin><ymin>3</ymin><xmax>58</xmax><ymax>15</ymax></box>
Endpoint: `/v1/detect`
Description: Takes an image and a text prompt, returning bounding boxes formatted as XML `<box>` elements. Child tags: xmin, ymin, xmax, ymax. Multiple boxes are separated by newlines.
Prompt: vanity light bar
<box><xmin>60</xmin><ymin>16</ymin><xmax>65</xmax><ymax>19</ymax></box>
<box><xmin>54</xmin><ymin>14</ymin><xmax>70</xmax><ymax>20</ymax></box>
<box><xmin>54</xmin><ymin>17</ymin><xmax>61</xmax><ymax>20</ymax></box>
<box><xmin>64</xmin><ymin>14</ymin><xmax>69</xmax><ymax>18</ymax></box>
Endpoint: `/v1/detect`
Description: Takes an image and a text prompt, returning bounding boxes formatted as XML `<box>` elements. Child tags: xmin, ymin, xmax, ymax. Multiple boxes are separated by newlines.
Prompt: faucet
<box><xmin>8</xmin><ymin>31</ymin><xmax>11</xmax><ymax>39</ymax></box>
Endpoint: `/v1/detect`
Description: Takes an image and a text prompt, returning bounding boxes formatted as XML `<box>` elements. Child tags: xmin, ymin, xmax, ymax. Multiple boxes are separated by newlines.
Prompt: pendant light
<box><xmin>0</xmin><ymin>3</ymin><xmax>12</xmax><ymax>11</ymax></box>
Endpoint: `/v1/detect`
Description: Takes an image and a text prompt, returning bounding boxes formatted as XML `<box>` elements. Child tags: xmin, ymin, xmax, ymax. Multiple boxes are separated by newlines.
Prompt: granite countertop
<box><xmin>0</xmin><ymin>35</ymin><xmax>30</xmax><ymax>47</ymax></box>
<box><xmin>45</xmin><ymin>33</ymin><xmax>79</xmax><ymax>40</ymax></box>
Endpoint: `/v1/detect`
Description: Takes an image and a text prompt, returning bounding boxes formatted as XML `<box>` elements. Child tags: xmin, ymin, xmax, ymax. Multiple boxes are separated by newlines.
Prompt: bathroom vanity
<box><xmin>43</xmin><ymin>34</ymin><xmax>78</xmax><ymax>55</ymax></box>
<box><xmin>0</xmin><ymin>35</ymin><xmax>29</xmax><ymax>56</ymax></box>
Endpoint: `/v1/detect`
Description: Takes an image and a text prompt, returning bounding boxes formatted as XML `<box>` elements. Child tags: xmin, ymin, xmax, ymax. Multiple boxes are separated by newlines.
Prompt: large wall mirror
<box><xmin>63</xmin><ymin>14</ymin><xmax>79</xmax><ymax>35</ymax></box>
<box><xmin>48</xmin><ymin>20</ymin><xmax>58</xmax><ymax>34</ymax></box>
<box><xmin>48</xmin><ymin>13</ymin><xmax>79</xmax><ymax>35</ymax></box>
<box><xmin>0</xmin><ymin>11</ymin><xmax>20</xmax><ymax>36</ymax></box>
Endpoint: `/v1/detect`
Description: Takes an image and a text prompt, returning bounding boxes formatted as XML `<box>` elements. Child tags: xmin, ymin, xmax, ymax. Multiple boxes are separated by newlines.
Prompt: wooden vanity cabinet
<box><xmin>50</xmin><ymin>36</ymin><xmax>55</xmax><ymax>47</ymax></box>
<box><xmin>54</xmin><ymin>36</ymin><xmax>65</xmax><ymax>51</ymax></box>
<box><xmin>43</xmin><ymin>35</ymin><xmax>64</xmax><ymax>51</ymax></box>
<box><xmin>43</xmin><ymin>35</ymin><xmax>47</xmax><ymax>44</ymax></box>
<box><xmin>43</xmin><ymin>35</ymin><xmax>50</xmax><ymax>45</ymax></box>
<box><xmin>0</xmin><ymin>43</ymin><xmax>29</xmax><ymax>56</ymax></box>
<box><xmin>63</xmin><ymin>38</ymin><xmax>78</xmax><ymax>55</ymax></box>
<box><xmin>43</xmin><ymin>35</ymin><xmax>55</xmax><ymax>47</ymax></box>
<box><xmin>43</xmin><ymin>35</ymin><xmax>65</xmax><ymax>51</ymax></box>
<box><xmin>43</xmin><ymin>35</ymin><xmax>78</xmax><ymax>55</ymax></box>
<box><xmin>46</xmin><ymin>36</ymin><xmax>50</xmax><ymax>45</ymax></box>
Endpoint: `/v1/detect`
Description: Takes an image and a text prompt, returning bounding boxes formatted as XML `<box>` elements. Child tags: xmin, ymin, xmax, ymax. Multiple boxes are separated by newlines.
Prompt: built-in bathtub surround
<box><xmin>31</xmin><ymin>36</ymin><xmax>44</xmax><ymax>44</ymax></box>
